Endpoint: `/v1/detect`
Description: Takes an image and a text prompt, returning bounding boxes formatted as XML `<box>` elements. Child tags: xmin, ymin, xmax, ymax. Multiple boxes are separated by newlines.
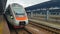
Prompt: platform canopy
<box><xmin>0</xmin><ymin>0</ymin><xmax>7</xmax><ymax>14</ymax></box>
<box><xmin>25</xmin><ymin>1</ymin><xmax>60</xmax><ymax>11</ymax></box>
<box><xmin>51</xmin><ymin>0</ymin><xmax>60</xmax><ymax>2</ymax></box>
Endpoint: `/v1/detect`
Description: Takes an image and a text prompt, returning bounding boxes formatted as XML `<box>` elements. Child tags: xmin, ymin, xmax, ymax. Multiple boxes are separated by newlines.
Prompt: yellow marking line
<box><xmin>0</xmin><ymin>22</ymin><xmax>3</xmax><ymax>34</ymax></box>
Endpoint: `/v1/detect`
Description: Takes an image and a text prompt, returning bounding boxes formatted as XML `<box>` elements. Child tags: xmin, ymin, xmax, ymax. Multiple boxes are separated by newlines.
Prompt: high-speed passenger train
<box><xmin>4</xmin><ymin>3</ymin><xmax>28</xmax><ymax>28</ymax></box>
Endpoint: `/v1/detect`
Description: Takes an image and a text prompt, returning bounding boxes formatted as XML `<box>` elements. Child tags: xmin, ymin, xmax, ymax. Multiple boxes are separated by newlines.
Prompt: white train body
<box><xmin>4</xmin><ymin>3</ymin><xmax>28</xmax><ymax>28</ymax></box>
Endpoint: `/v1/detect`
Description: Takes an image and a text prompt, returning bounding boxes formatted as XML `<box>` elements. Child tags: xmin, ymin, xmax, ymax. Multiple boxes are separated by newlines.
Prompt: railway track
<box><xmin>26</xmin><ymin>24</ymin><xmax>55</xmax><ymax>34</ymax></box>
<box><xmin>29</xmin><ymin>21</ymin><xmax>60</xmax><ymax>34</ymax></box>
<box><xmin>10</xmin><ymin>28</ymin><xmax>32</xmax><ymax>34</ymax></box>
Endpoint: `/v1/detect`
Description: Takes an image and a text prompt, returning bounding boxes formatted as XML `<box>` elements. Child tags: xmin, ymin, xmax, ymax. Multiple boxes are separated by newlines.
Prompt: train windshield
<box><xmin>12</xmin><ymin>4</ymin><xmax>25</xmax><ymax>15</ymax></box>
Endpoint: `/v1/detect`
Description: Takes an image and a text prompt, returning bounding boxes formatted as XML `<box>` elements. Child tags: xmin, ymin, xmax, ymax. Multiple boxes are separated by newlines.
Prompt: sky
<box><xmin>6</xmin><ymin>0</ymin><xmax>50</xmax><ymax>8</ymax></box>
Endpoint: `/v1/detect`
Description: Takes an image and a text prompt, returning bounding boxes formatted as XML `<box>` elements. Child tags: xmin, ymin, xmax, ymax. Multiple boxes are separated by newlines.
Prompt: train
<box><xmin>4</xmin><ymin>3</ymin><xmax>28</xmax><ymax>28</ymax></box>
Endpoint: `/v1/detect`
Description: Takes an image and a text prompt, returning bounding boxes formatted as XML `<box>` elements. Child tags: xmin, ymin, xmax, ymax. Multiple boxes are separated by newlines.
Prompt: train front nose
<box><xmin>14</xmin><ymin>21</ymin><xmax>26</xmax><ymax>28</ymax></box>
<box><xmin>19</xmin><ymin>21</ymin><xmax>26</xmax><ymax>27</ymax></box>
<box><xmin>14</xmin><ymin>16</ymin><xmax>28</xmax><ymax>28</ymax></box>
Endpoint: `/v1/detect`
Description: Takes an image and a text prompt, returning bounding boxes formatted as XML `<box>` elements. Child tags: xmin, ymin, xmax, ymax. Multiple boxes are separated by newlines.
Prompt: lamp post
<box><xmin>46</xmin><ymin>8</ymin><xmax>49</xmax><ymax>21</ymax></box>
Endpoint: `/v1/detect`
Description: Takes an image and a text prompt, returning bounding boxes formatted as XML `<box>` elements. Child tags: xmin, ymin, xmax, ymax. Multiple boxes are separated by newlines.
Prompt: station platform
<box><xmin>0</xmin><ymin>15</ymin><xmax>10</xmax><ymax>34</ymax></box>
